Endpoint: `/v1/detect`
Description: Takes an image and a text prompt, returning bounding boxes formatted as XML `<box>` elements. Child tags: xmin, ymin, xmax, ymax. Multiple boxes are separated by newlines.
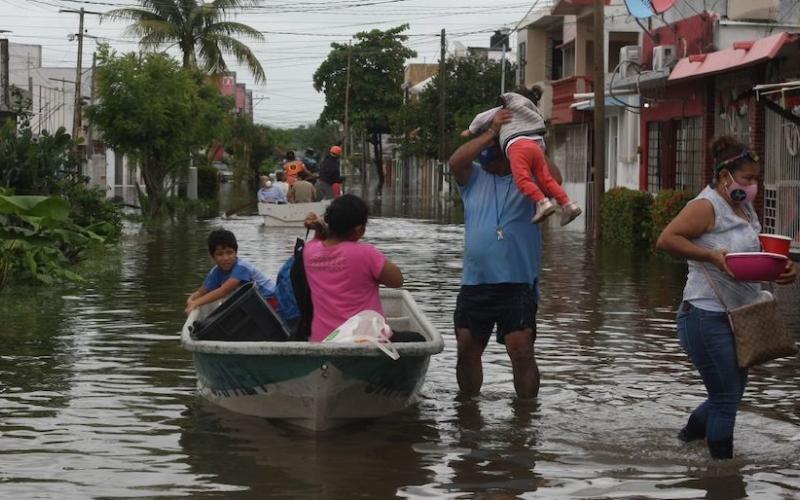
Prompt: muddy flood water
<box><xmin>1</xmin><ymin>183</ymin><xmax>799</xmax><ymax>499</ymax></box>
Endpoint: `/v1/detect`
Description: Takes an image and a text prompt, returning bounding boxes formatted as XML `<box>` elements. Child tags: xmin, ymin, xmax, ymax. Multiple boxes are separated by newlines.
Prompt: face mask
<box><xmin>725</xmin><ymin>173</ymin><xmax>757</xmax><ymax>203</ymax></box>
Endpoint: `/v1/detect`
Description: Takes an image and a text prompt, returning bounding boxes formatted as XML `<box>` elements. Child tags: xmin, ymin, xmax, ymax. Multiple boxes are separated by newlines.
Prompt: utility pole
<box><xmin>592</xmin><ymin>0</ymin><xmax>606</xmax><ymax>240</ymax></box>
<box><xmin>60</xmin><ymin>8</ymin><xmax>101</xmax><ymax>148</ymax></box>
<box><xmin>343</xmin><ymin>42</ymin><xmax>352</xmax><ymax>175</ymax></box>
<box><xmin>0</xmin><ymin>39</ymin><xmax>9</xmax><ymax>112</ymax></box>
<box><xmin>438</xmin><ymin>28</ymin><xmax>446</xmax><ymax>193</ymax></box>
<box><xmin>88</xmin><ymin>52</ymin><xmax>96</xmax><ymax>157</ymax></box>
<box><xmin>499</xmin><ymin>29</ymin><xmax>509</xmax><ymax>94</ymax></box>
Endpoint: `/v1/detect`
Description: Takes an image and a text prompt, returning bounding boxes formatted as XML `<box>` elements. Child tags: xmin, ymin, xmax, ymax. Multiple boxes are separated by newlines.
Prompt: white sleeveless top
<box><xmin>682</xmin><ymin>186</ymin><xmax>762</xmax><ymax>311</ymax></box>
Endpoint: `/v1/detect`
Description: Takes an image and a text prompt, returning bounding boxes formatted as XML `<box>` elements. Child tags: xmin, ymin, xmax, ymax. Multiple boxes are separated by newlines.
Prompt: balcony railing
<box><xmin>551</xmin><ymin>75</ymin><xmax>592</xmax><ymax>125</ymax></box>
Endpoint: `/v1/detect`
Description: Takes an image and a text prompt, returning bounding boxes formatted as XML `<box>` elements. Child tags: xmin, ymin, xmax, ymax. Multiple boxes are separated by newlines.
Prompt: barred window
<box><xmin>647</xmin><ymin>122</ymin><xmax>661</xmax><ymax>193</ymax></box>
<box><xmin>675</xmin><ymin>117</ymin><xmax>703</xmax><ymax>193</ymax></box>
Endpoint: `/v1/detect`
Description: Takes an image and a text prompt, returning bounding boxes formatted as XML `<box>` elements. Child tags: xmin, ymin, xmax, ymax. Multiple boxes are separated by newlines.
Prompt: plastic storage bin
<box><xmin>191</xmin><ymin>283</ymin><xmax>289</xmax><ymax>341</ymax></box>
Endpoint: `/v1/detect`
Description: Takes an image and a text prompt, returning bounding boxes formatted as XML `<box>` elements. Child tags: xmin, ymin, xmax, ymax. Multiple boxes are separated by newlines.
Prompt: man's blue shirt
<box><xmin>203</xmin><ymin>258</ymin><xmax>276</xmax><ymax>297</ymax></box>
<box><xmin>258</xmin><ymin>185</ymin><xmax>286</xmax><ymax>203</ymax></box>
<box><xmin>458</xmin><ymin>163</ymin><xmax>541</xmax><ymax>287</ymax></box>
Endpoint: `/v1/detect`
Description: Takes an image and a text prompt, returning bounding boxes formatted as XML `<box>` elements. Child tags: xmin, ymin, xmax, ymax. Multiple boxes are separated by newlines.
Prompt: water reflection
<box><xmin>0</xmin><ymin>183</ymin><xmax>798</xmax><ymax>498</ymax></box>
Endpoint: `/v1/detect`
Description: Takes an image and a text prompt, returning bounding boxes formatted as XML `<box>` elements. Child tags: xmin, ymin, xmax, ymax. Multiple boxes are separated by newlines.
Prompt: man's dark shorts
<box><xmin>453</xmin><ymin>283</ymin><xmax>538</xmax><ymax>344</ymax></box>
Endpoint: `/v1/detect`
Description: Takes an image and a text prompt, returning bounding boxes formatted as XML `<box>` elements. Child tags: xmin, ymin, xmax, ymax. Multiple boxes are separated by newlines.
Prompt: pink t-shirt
<box><xmin>303</xmin><ymin>239</ymin><xmax>387</xmax><ymax>342</ymax></box>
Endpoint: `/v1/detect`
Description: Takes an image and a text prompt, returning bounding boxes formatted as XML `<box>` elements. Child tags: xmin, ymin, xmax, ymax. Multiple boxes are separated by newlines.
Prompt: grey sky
<box><xmin>0</xmin><ymin>0</ymin><xmax>536</xmax><ymax>128</ymax></box>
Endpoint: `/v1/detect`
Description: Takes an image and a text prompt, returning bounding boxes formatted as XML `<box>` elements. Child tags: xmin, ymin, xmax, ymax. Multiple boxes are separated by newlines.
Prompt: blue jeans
<box><xmin>676</xmin><ymin>302</ymin><xmax>748</xmax><ymax>446</ymax></box>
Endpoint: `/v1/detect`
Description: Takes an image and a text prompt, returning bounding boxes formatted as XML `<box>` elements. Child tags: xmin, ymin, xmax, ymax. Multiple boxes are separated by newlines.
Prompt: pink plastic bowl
<box><xmin>725</xmin><ymin>252</ymin><xmax>788</xmax><ymax>282</ymax></box>
<box><xmin>758</xmin><ymin>233</ymin><xmax>792</xmax><ymax>256</ymax></box>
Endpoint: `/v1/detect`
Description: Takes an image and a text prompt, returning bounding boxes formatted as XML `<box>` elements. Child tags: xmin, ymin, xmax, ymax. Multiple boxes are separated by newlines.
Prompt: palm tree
<box><xmin>105</xmin><ymin>0</ymin><xmax>266</xmax><ymax>83</ymax></box>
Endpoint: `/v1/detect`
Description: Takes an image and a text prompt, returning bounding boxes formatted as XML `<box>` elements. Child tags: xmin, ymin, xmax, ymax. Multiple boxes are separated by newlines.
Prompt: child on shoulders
<box><xmin>465</xmin><ymin>85</ymin><xmax>582</xmax><ymax>226</ymax></box>
<box><xmin>186</xmin><ymin>229</ymin><xmax>276</xmax><ymax>313</ymax></box>
<box><xmin>302</xmin><ymin>194</ymin><xmax>404</xmax><ymax>342</ymax></box>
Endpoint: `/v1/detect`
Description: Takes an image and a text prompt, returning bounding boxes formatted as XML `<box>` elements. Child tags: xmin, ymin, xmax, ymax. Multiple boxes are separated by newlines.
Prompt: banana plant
<box><xmin>0</xmin><ymin>194</ymin><xmax>105</xmax><ymax>291</ymax></box>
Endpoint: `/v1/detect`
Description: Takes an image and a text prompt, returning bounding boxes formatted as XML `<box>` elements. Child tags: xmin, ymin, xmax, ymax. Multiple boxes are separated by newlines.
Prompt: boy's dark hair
<box><xmin>324</xmin><ymin>194</ymin><xmax>368</xmax><ymax>238</ymax></box>
<box><xmin>208</xmin><ymin>229</ymin><xmax>238</xmax><ymax>255</ymax></box>
<box><xmin>276</xmin><ymin>171</ymin><xmax>287</xmax><ymax>182</ymax></box>
<box><xmin>285</xmin><ymin>151</ymin><xmax>296</xmax><ymax>161</ymax></box>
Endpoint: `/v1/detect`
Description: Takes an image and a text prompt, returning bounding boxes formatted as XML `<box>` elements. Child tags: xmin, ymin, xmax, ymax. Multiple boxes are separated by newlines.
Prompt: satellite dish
<box><xmin>624</xmin><ymin>0</ymin><xmax>655</xmax><ymax>19</ymax></box>
<box><xmin>651</xmin><ymin>0</ymin><xmax>676</xmax><ymax>14</ymax></box>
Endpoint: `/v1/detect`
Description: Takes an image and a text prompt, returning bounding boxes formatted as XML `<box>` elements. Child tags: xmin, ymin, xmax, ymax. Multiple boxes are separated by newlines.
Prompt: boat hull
<box><xmin>182</xmin><ymin>289</ymin><xmax>444</xmax><ymax>431</ymax></box>
<box><xmin>193</xmin><ymin>352</ymin><xmax>430</xmax><ymax>431</ymax></box>
<box><xmin>258</xmin><ymin>200</ymin><xmax>330</xmax><ymax>227</ymax></box>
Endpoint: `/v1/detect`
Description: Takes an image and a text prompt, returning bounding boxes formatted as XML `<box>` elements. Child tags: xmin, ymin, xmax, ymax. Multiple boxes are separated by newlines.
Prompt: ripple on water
<box><xmin>0</xmin><ymin>191</ymin><xmax>798</xmax><ymax>498</ymax></box>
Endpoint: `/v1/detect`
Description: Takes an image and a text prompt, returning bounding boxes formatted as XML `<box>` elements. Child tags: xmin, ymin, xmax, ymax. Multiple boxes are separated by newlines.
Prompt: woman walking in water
<box><xmin>657</xmin><ymin>135</ymin><xmax>796</xmax><ymax>459</ymax></box>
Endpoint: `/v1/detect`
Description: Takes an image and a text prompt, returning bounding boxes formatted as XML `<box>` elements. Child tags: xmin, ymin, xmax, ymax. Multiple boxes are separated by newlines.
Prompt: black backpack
<box><xmin>289</xmin><ymin>237</ymin><xmax>314</xmax><ymax>341</ymax></box>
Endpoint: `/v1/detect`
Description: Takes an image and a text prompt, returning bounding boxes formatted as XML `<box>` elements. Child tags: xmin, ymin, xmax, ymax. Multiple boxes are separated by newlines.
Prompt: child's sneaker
<box><xmin>560</xmin><ymin>202</ymin><xmax>582</xmax><ymax>226</ymax></box>
<box><xmin>531</xmin><ymin>199</ymin><xmax>556</xmax><ymax>224</ymax></box>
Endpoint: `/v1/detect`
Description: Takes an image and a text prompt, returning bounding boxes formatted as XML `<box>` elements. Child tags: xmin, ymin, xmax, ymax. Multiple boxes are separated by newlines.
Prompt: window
<box><xmin>608</xmin><ymin>32</ymin><xmax>640</xmax><ymax>73</ymax></box>
<box><xmin>647</xmin><ymin>122</ymin><xmax>661</xmax><ymax>192</ymax></box>
<box><xmin>764</xmin><ymin>110</ymin><xmax>800</xmax><ymax>249</ymax></box>
<box><xmin>550</xmin><ymin>38</ymin><xmax>563</xmax><ymax>80</ymax></box>
<box><xmin>561</xmin><ymin>42</ymin><xmax>575</xmax><ymax>78</ymax></box>
<box><xmin>518</xmin><ymin>42</ymin><xmax>527</xmax><ymax>87</ymax></box>
<box><xmin>564</xmin><ymin>124</ymin><xmax>589</xmax><ymax>184</ymax></box>
<box><xmin>674</xmin><ymin>117</ymin><xmax>703</xmax><ymax>193</ymax></box>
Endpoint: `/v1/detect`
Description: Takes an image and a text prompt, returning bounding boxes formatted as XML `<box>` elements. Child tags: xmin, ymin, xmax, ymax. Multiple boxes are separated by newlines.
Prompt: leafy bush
<box><xmin>601</xmin><ymin>187</ymin><xmax>654</xmax><ymax>247</ymax></box>
<box><xmin>650</xmin><ymin>190</ymin><xmax>694</xmax><ymax>243</ymax></box>
<box><xmin>0</xmin><ymin>120</ymin><xmax>82</xmax><ymax>195</ymax></box>
<box><xmin>63</xmin><ymin>184</ymin><xmax>123</xmax><ymax>242</ymax></box>
<box><xmin>197</xmin><ymin>165</ymin><xmax>220</xmax><ymax>199</ymax></box>
<box><xmin>0</xmin><ymin>194</ymin><xmax>106</xmax><ymax>290</ymax></box>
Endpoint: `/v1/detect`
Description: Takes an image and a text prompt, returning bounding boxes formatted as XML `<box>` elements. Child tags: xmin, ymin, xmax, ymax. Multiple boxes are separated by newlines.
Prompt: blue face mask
<box><xmin>478</xmin><ymin>145</ymin><xmax>501</xmax><ymax>168</ymax></box>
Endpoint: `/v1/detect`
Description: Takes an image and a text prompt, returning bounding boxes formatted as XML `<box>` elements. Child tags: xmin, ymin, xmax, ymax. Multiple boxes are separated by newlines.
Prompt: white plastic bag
<box><xmin>323</xmin><ymin>310</ymin><xmax>399</xmax><ymax>360</ymax></box>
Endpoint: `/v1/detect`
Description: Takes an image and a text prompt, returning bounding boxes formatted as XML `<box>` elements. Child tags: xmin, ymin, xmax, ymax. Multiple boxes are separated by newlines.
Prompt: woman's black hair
<box><xmin>710</xmin><ymin>135</ymin><xmax>757</xmax><ymax>186</ymax></box>
<box><xmin>207</xmin><ymin>229</ymin><xmax>238</xmax><ymax>255</ymax></box>
<box><xmin>324</xmin><ymin>194</ymin><xmax>368</xmax><ymax>238</ymax></box>
<box><xmin>285</xmin><ymin>151</ymin><xmax>296</xmax><ymax>161</ymax></box>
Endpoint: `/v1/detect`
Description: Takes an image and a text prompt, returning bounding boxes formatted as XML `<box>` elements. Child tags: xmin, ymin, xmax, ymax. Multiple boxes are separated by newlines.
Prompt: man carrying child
<box><xmin>448</xmin><ymin>108</ymin><xmax>561</xmax><ymax>399</ymax></box>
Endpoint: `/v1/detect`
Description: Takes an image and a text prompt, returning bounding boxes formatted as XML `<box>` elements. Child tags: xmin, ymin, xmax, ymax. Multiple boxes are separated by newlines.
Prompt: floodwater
<box><xmin>1</xmin><ymin>182</ymin><xmax>799</xmax><ymax>499</ymax></box>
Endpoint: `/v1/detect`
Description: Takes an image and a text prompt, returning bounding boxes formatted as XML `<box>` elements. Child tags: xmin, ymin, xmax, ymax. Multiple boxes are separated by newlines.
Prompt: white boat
<box><xmin>181</xmin><ymin>289</ymin><xmax>444</xmax><ymax>431</ymax></box>
<box><xmin>257</xmin><ymin>200</ymin><xmax>330</xmax><ymax>227</ymax></box>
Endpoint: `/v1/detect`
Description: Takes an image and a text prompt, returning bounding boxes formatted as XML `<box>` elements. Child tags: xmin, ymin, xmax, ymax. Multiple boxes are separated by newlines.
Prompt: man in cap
<box><xmin>318</xmin><ymin>145</ymin><xmax>345</xmax><ymax>200</ymax></box>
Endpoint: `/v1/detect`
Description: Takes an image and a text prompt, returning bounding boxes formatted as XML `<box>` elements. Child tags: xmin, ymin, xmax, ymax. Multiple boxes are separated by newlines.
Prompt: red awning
<box><xmin>669</xmin><ymin>32</ymin><xmax>799</xmax><ymax>82</ymax></box>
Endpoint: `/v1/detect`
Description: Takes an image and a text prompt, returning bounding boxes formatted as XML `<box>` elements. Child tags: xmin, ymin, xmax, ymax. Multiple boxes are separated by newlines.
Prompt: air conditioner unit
<box><xmin>619</xmin><ymin>45</ymin><xmax>641</xmax><ymax>78</ymax></box>
<box><xmin>727</xmin><ymin>0</ymin><xmax>780</xmax><ymax>22</ymax></box>
<box><xmin>653</xmin><ymin>45</ymin><xmax>677</xmax><ymax>71</ymax></box>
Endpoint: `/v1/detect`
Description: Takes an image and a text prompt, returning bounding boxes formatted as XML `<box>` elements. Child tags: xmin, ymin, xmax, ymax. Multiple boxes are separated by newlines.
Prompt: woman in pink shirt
<box><xmin>302</xmin><ymin>194</ymin><xmax>404</xmax><ymax>342</ymax></box>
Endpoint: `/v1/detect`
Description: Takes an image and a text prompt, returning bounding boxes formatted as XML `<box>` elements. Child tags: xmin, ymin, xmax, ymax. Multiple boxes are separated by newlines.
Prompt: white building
<box><xmin>7</xmin><ymin>42</ymin><xmax>140</xmax><ymax>203</ymax></box>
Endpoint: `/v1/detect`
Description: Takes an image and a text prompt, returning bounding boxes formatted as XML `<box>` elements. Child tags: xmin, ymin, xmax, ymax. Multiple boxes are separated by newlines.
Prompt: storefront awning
<box><xmin>669</xmin><ymin>32</ymin><xmax>799</xmax><ymax>82</ymax></box>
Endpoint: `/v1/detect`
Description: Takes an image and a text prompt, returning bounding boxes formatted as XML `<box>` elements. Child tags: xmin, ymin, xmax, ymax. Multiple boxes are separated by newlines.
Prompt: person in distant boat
<box><xmin>274</xmin><ymin>171</ymin><xmax>290</xmax><ymax>198</ymax></box>
<box><xmin>318</xmin><ymin>145</ymin><xmax>345</xmax><ymax>200</ymax></box>
<box><xmin>288</xmin><ymin>170</ymin><xmax>317</xmax><ymax>204</ymax></box>
<box><xmin>283</xmin><ymin>151</ymin><xmax>310</xmax><ymax>186</ymax></box>
<box><xmin>257</xmin><ymin>175</ymin><xmax>287</xmax><ymax>204</ymax></box>
<box><xmin>447</xmin><ymin>107</ymin><xmax>562</xmax><ymax>400</ymax></box>
<box><xmin>185</xmin><ymin>229</ymin><xmax>277</xmax><ymax>313</ymax></box>
<box><xmin>302</xmin><ymin>194</ymin><xmax>404</xmax><ymax>342</ymax></box>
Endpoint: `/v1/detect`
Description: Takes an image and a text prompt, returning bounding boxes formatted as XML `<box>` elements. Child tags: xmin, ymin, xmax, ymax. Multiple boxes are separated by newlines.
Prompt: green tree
<box><xmin>396</xmin><ymin>55</ymin><xmax>516</xmax><ymax>160</ymax></box>
<box><xmin>105</xmin><ymin>0</ymin><xmax>266</xmax><ymax>83</ymax></box>
<box><xmin>86</xmin><ymin>49</ymin><xmax>230</xmax><ymax>217</ymax></box>
<box><xmin>225</xmin><ymin>116</ymin><xmax>287</xmax><ymax>186</ymax></box>
<box><xmin>313</xmin><ymin>25</ymin><xmax>416</xmax><ymax>186</ymax></box>
<box><xmin>286</xmin><ymin>123</ymin><xmax>340</xmax><ymax>158</ymax></box>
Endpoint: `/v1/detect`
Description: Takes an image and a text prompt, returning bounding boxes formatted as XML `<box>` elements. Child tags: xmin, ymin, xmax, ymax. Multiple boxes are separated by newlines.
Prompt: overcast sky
<box><xmin>0</xmin><ymin>0</ymin><xmax>540</xmax><ymax>128</ymax></box>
